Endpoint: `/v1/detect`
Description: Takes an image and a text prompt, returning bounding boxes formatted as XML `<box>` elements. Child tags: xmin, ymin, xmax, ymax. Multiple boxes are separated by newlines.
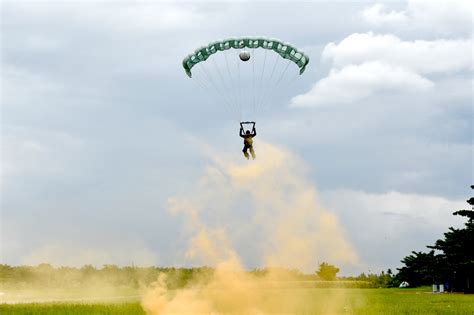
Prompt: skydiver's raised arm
<box><xmin>240</xmin><ymin>126</ymin><xmax>245</xmax><ymax>137</ymax></box>
<box><xmin>252</xmin><ymin>126</ymin><xmax>257</xmax><ymax>137</ymax></box>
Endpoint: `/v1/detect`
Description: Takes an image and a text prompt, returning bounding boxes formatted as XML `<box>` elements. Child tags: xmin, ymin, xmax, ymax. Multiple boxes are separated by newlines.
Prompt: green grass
<box><xmin>0</xmin><ymin>302</ymin><xmax>145</xmax><ymax>315</ymax></box>
<box><xmin>347</xmin><ymin>288</ymin><xmax>474</xmax><ymax>315</ymax></box>
<box><xmin>1</xmin><ymin>288</ymin><xmax>473</xmax><ymax>314</ymax></box>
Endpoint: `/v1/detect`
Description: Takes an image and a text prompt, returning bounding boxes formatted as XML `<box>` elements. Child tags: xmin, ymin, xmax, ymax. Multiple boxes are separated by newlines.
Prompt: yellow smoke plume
<box><xmin>142</xmin><ymin>141</ymin><xmax>358</xmax><ymax>314</ymax></box>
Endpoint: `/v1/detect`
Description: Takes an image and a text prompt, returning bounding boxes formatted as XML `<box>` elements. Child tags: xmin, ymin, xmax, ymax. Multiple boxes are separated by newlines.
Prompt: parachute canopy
<box><xmin>182</xmin><ymin>36</ymin><xmax>310</xmax><ymax>121</ymax></box>
<box><xmin>183</xmin><ymin>37</ymin><xmax>310</xmax><ymax>78</ymax></box>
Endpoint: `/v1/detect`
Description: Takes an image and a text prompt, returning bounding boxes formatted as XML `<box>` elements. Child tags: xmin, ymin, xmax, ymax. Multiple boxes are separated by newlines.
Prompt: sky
<box><xmin>1</xmin><ymin>0</ymin><xmax>472</xmax><ymax>275</ymax></box>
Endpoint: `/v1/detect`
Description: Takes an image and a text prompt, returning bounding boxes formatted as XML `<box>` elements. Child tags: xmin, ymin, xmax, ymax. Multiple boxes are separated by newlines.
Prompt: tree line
<box><xmin>394</xmin><ymin>186</ymin><xmax>473</xmax><ymax>292</ymax></box>
<box><xmin>0</xmin><ymin>263</ymin><xmax>390</xmax><ymax>290</ymax></box>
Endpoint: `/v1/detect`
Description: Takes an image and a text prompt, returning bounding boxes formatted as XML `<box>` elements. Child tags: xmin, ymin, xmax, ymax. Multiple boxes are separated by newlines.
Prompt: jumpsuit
<box><xmin>240</xmin><ymin>129</ymin><xmax>256</xmax><ymax>159</ymax></box>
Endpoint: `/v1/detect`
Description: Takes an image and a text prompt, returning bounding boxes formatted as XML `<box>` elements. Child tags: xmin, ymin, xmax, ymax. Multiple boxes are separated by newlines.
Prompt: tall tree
<box><xmin>428</xmin><ymin>186</ymin><xmax>474</xmax><ymax>292</ymax></box>
<box><xmin>316</xmin><ymin>262</ymin><xmax>340</xmax><ymax>281</ymax></box>
<box><xmin>396</xmin><ymin>251</ymin><xmax>439</xmax><ymax>286</ymax></box>
<box><xmin>396</xmin><ymin>186</ymin><xmax>474</xmax><ymax>291</ymax></box>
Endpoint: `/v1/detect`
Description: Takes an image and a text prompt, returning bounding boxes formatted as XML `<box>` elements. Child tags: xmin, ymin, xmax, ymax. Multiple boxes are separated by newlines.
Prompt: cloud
<box><xmin>322</xmin><ymin>33</ymin><xmax>472</xmax><ymax>74</ymax></box>
<box><xmin>2</xmin><ymin>65</ymin><xmax>65</xmax><ymax>107</ymax></box>
<box><xmin>321</xmin><ymin>189</ymin><xmax>467</xmax><ymax>272</ymax></box>
<box><xmin>1</xmin><ymin>125</ymin><xmax>85</xmax><ymax>178</ymax></box>
<box><xmin>323</xmin><ymin>189</ymin><xmax>466</xmax><ymax>227</ymax></box>
<box><xmin>362</xmin><ymin>3</ymin><xmax>408</xmax><ymax>25</ymax></box>
<box><xmin>361</xmin><ymin>0</ymin><xmax>473</xmax><ymax>36</ymax></box>
<box><xmin>291</xmin><ymin>61</ymin><xmax>433</xmax><ymax>107</ymax></box>
<box><xmin>21</xmin><ymin>243</ymin><xmax>159</xmax><ymax>267</ymax></box>
<box><xmin>291</xmin><ymin>32</ymin><xmax>471</xmax><ymax>107</ymax></box>
<box><xmin>3</xmin><ymin>2</ymin><xmax>204</xmax><ymax>33</ymax></box>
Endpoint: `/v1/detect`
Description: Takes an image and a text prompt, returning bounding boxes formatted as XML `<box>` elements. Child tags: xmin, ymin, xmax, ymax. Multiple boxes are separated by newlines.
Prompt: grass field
<box><xmin>1</xmin><ymin>287</ymin><xmax>473</xmax><ymax>314</ymax></box>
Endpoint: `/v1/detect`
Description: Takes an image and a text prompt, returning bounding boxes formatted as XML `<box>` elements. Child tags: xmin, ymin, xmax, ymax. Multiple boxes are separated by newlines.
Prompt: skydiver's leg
<box><xmin>249</xmin><ymin>146</ymin><xmax>256</xmax><ymax>159</ymax></box>
<box><xmin>242</xmin><ymin>145</ymin><xmax>249</xmax><ymax>159</ymax></box>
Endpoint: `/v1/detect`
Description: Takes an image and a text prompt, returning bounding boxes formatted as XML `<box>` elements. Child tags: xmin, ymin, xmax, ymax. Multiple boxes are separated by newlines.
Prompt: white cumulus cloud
<box><xmin>362</xmin><ymin>0</ymin><xmax>473</xmax><ymax>36</ymax></box>
<box><xmin>291</xmin><ymin>61</ymin><xmax>433</xmax><ymax>107</ymax></box>
<box><xmin>322</xmin><ymin>33</ymin><xmax>472</xmax><ymax>74</ymax></box>
<box><xmin>291</xmin><ymin>32</ymin><xmax>471</xmax><ymax>107</ymax></box>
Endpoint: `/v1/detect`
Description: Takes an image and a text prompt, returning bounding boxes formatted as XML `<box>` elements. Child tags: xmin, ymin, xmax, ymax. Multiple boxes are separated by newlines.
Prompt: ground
<box><xmin>1</xmin><ymin>287</ymin><xmax>473</xmax><ymax>314</ymax></box>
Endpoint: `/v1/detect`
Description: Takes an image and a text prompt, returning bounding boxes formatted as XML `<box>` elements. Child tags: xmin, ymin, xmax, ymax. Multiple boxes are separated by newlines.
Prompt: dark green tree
<box><xmin>396</xmin><ymin>250</ymin><xmax>439</xmax><ymax>286</ymax></box>
<box><xmin>396</xmin><ymin>186</ymin><xmax>474</xmax><ymax>291</ymax></box>
<box><xmin>316</xmin><ymin>262</ymin><xmax>339</xmax><ymax>281</ymax></box>
<box><xmin>427</xmin><ymin>188</ymin><xmax>474</xmax><ymax>292</ymax></box>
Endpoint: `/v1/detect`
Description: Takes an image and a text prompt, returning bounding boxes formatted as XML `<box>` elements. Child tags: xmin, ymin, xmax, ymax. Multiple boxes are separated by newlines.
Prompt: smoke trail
<box><xmin>142</xmin><ymin>142</ymin><xmax>358</xmax><ymax>314</ymax></box>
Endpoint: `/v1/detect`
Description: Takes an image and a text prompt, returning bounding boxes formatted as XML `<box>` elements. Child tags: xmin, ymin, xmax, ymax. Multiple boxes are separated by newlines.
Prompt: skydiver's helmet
<box><xmin>246</xmin><ymin>130</ymin><xmax>250</xmax><ymax>135</ymax></box>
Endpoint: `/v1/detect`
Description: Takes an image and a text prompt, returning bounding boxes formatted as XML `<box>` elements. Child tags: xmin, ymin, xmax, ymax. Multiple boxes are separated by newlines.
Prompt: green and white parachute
<box><xmin>182</xmin><ymin>37</ymin><xmax>310</xmax><ymax>120</ymax></box>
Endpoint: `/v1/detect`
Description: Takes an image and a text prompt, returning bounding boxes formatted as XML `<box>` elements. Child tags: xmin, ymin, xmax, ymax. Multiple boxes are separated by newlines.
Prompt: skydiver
<box><xmin>240</xmin><ymin>122</ymin><xmax>256</xmax><ymax>160</ymax></box>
